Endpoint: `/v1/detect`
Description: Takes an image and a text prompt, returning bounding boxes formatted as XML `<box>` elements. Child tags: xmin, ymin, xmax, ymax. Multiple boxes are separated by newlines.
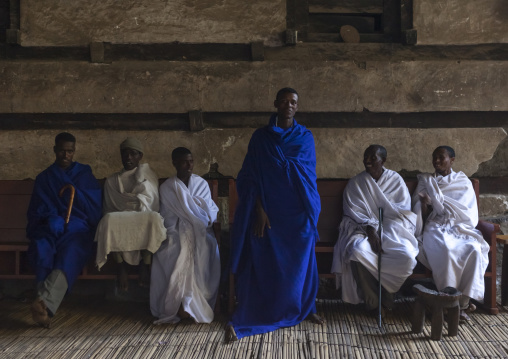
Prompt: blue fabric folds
<box><xmin>27</xmin><ymin>162</ymin><xmax>102</xmax><ymax>289</ymax></box>
<box><xmin>230</xmin><ymin>114</ymin><xmax>321</xmax><ymax>339</ymax></box>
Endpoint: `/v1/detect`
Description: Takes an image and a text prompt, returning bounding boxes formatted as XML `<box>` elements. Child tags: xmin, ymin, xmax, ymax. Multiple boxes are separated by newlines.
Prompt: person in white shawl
<box><xmin>150</xmin><ymin>147</ymin><xmax>220</xmax><ymax>324</ymax></box>
<box><xmin>332</xmin><ymin>145</ymin><xmax>419</xmax><ymax>312</ymax></box>
<box><xmin>412</xmin><ymin>146</ymin><xmax>489</xmax><ymax>320</ymax></box>
<box><xmin>94</xmin><ymin>138</ymin><xmax>166</xmax><ymax>291</ymax></box>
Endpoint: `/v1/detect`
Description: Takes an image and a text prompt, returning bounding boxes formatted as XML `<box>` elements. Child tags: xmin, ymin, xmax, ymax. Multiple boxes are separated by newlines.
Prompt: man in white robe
<box><xmin>412</xmin><ymin>146</ymin><xmax>489</xmax><ymax>320</ymax></box>
<box><xmin>95</xmin><ymin>137</ymin><xmax>166</xmax><ymax>291</ymax></box>
<box><xmin>150</xmin><ymin>147</ymin><xmax>220</xmax><ymax>324</ymax></box>
<box><xmin>332</xmin><ymin>145</ymin><xmax>419</xmax><ymax>311</ymax></box>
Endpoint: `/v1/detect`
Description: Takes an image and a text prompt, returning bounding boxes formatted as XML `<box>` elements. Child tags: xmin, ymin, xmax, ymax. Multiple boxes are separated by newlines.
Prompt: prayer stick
<box><xmin>377</xmin><ymin>207</ymin><xmax>384</xmax><ymax>328</ymax></box>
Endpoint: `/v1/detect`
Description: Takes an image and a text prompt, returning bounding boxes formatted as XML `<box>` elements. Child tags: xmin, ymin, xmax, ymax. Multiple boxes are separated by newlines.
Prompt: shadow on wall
<box><xmin>474</xmin><ymin>134</ymin><xmax>508</xmax><ymax>178</ymax></box>
<box><xmin>496</xmin><ymin>1</ymin><xmax>508</xmax><ymax>20</ymax></box>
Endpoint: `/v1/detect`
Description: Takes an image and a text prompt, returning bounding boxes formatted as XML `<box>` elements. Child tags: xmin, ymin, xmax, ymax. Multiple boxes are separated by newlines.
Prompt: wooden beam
<box><xmin>89</xmin><ymin>42</ymin><xmax>105</xmax><ymax>63</ymax></box>
<box><xmin>0</xmin><ymin>111</ymin><xmax>507</xmax><ymax>131</ymax></box>
<box><xmin>250</xmin><ymin>41</ymin><xmax>264</xmax><ymax>61</ymax></box>
<box><xmin>309</xmin><ymin>5</ymin><xmax>383</xmax><ymax>14</ymax></box>
<box><xmin>383</xmin><ymin>0</ymin><xmax>401</xmax><ymax>42</ymax></box>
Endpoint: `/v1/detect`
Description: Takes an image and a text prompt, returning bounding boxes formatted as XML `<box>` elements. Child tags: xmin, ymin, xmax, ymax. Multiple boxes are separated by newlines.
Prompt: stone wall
<box><xmin>1</xmin><ymin>128</ymin><xmax>504</xmax><ymax>180</ymax></box>
<box><xmin>20</xmin><ymin>0</ymin><xmax>286</xmax><ymax>47</ymax></box>
<box><xmin>414</xmin><ymin>0</ymin><xmax>508</xmax><ymax>45</ymax></box>
<box><xmin>1</xmin><ymin>60</ymin><xmax>507</xmax><ymax>113</ymax></box>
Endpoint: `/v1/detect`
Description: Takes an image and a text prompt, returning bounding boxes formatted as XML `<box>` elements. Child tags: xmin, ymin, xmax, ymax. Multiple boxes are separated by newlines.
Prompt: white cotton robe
<box><xmin>95</xmin><ymin>163</ymin><xmax>166</xmax><ymax>269</ymax></box>
<box><xmin>412</xmin><ymin>170</ymin><xmax>489</xmax><ymax>301</ymax></box>
<box><xmin>332</xmin><ymin>169</ymin><xmax>419</xmax><ymax>305</ymax></box>
<box><xmin>150</xmin><ymin>174</ymin><xmax>220</xmax><ymax>324</ymax></box>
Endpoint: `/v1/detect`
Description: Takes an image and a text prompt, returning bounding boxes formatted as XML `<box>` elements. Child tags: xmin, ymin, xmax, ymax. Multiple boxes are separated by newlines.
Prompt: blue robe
<box><xmin>27</xmin><ymin>162</ymin><xmax>102</xmax><ymax>289</ymax></box>
<box><xmin>230</xmin><ymin>114</ymin><xmax>321</xmax><ymax>339</ymax></box>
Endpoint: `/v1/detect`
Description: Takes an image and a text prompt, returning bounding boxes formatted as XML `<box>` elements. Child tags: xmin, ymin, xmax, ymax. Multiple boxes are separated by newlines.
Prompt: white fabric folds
<box><xmin>95</xmin><ymin>163</ymin><xmax>166</xmax><ymax>269</ymax></box>
<box><xmin>332</xmin><ymin>169</ymin><xmax>419</xmax><ymax>304</ymax></box>
<box><xmin>412</xmin><ymin>170</ymin><xmax>489</xmax><ymax>300</ymax></box>
<box><xmin>150</xmin><ymin>174</ymin><xmax>220</xmax><ymax>324</ymax></box>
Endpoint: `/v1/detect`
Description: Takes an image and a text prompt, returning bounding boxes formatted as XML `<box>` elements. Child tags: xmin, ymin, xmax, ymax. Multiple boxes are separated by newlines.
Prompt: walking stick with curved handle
<box><xmin>378</xmin><ymin>207</ymin><xmax>384</xmax><ymax>329</ymax></box>
<box><xmin>59</xmin><ymin>184</ymin><xmax>75</xmax><ymax>232</ymax></box>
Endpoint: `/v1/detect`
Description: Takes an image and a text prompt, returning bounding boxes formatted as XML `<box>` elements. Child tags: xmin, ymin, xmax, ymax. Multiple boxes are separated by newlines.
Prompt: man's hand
<box><xmin>48</xmin><ymin>215</ymin><xmax>65</xmax><ymax>236</ymax></box>
<box><xmin>366</xmin><ymin>225</ymin><xmax>383</xmax><ymax>254</ymax></box>
<box><xmin>418</xmin><ymin>192</ymin><xmax>431</xmax><ymax>206</ymax></box>
<box><xmin>253</xmin><ymin>198</ymin><xmax>271</xmax><ymax>237</ymax></box>
<box><xmin>418</xmin><ymin>192</ymin><xmax>432</xmax><ymax>219</ymax></box>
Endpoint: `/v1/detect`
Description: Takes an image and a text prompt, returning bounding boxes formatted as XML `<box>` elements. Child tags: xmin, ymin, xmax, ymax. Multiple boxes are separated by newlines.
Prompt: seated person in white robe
<box><xmin>95</xmin><ymin>137</ymin><xmax>166</xmax><ymax>291</ymax></box>
<box><xmin>412</xmin><ymin>145</ymin><xmax>489</xmax><ymax>321</ymax></box>
<box><xmin>150</xmin><ymin>147</ymin><xmax>220</xmax><ymax>324</ymax></box>
<box><xmin>332</xmin><ymin>145</ymin><xmax>419</xmax><ymax>312</ymax></box>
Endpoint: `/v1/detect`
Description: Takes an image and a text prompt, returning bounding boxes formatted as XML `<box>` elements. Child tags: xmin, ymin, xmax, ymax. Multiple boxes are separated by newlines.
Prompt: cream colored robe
<box><xmin>95</xmin><ymin>163</ymin><xmax>166</xmax><ymax>269</ymax></box>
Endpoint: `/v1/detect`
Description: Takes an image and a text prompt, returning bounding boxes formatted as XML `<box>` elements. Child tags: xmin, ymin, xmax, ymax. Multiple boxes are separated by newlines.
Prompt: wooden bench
<box><xmin>0</xmin><ymin>178</ymin><xmax>220</xmax><ymax>280</ymax></box>
<box><xmin>227</xmin><ymin>178</ymin><xmax>500</xmax><ymax>314</ymax></box>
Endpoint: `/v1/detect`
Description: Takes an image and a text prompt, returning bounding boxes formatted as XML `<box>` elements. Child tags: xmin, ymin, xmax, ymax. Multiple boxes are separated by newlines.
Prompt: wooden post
<box><xmin>189</xmin><ymin>110</ymin><xmax>204</xmax><ymax>131</ymax></box>
<box><xmin>6</xmin><ymin>0</ymin><xmax>20</xmax><ymax>45</ymax></box>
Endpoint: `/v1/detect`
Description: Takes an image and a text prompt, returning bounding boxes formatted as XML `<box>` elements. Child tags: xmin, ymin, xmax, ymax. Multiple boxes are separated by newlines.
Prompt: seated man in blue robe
<box><xmin>226</xmin><ymin>87</ymin><xmax>324</xmax><ymax>342</ymax></box>
<box><xmin>27</xmin><ymin>132</ymin><xmax>102</xmax><ymax>327</ymax></box>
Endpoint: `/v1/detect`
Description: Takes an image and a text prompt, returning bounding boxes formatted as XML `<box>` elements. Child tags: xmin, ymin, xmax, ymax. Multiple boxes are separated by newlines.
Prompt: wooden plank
<box><xmin>305</xmin><ymin>32</ymin><xmax>392</xmax><ymax>43</ymax></box>
<box><xmin>308</xmin><ymin>14</ymin><xmax>376</xmax><ymax>33</ymax></box>
<box><xmin>0</xmin><ymin>180</ymin><xmax>34</xmax><ymax>194</ymax></box>
<box><xmin>0</xmin><ymin>195</ymin><xmax>31</xmax><ymax>228</ymax></box>
<box><xmin>383</xmin><ymin>0</ymin><xmax>401</xmax><ymax>41</ymax></box>
<box><xmin>0</xmin><ymin>229</ymin><xmax>29</xmax><ymax>243</ymax></box>
<box><xmin>309</xmin><ymin>5</ymin><xmax>382</xmax><ymax>14</ymax></box>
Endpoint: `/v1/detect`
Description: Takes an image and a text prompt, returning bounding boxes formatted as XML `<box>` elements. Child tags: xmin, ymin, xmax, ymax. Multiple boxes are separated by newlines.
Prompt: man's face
<box><xmin>173</xmin><ymin>154</ymin><xmax>194</xmax><ymax>179</ymax></box>
<box><xmin>274</xmin><ymin>92</ymin><xmax>298</xmax><ymax>121</ymax></box>
<box><xmin>432</xmin><ymin>148</ymin><xmax>454</xmax><ymax>176</ymax></box>
<box><xmin>54</xmin><ymin>141</ymin><xmax>75</xmax><ymax>169</ymax></box>
<box><xmin>121</xmin><ymin>148</ymin><xmax>143</xmax><ymax>171</ymax></box>
<box><xmin>363</xmin><ymin>147</ymin><xmax>385</xmax><ymax>176</ymax></box>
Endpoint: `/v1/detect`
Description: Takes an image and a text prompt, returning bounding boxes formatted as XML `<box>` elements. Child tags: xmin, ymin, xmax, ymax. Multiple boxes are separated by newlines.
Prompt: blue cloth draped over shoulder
<box><xmin>230</xmin><ymin>114</ymin><xmax>321</xmax><ymax>339</ymax></box>
<box><xmin>27</xmin><ymin>162</ymin><xmax>102</xmax><ymax>289</ymax></box>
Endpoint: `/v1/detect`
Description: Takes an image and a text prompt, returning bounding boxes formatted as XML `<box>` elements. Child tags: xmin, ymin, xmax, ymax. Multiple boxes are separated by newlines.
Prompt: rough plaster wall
<box><xmin>476</xmin><ymin>136</ymin><xmax>508</xmax><ymax>177</ymax></box>
<box><xmin>0</xmin><ymin>128</ymin><xmax>504</xmax><ymax>180</ymax></box>
<box><xmin>1</xmin><ymin>61</ymin><xmax>508</xmax><ymax>113</ymax></box>
<box><xmin>414</xmin><ymin>0</ymin><xmax>508</xmax><ymax>45</ymax></box>
<box><xmin>20</xmin><ymin>0</ymin><xmax>285</xmax><ymax>47</ymax></box>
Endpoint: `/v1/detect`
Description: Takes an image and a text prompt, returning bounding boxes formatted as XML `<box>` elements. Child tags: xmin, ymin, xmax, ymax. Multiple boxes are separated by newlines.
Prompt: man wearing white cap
<box><xmin>95</xmin><ymin>137</ymin><xmax>166</xmax><ymax>291</ymax></box>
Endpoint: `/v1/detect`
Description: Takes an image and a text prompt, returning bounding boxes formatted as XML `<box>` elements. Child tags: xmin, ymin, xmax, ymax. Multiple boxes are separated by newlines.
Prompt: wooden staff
<box><xmin>59</xmin><ymin>184</ymin><xmax>75</xmax><ymax>231</ymax></box>
<box><xmin>377</xmin><ymin>207</ymin><xmax>384</xmax><ymax>329</ymax></box>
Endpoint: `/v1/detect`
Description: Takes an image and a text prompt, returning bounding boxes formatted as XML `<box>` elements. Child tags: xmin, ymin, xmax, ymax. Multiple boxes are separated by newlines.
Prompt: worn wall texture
<box><xmin>0</xmin><ymin>128</ymin><xmax>504</xmax><ymax>180</ymax></box>
<box><xmin>414</xmin><ymin>0</ymin><xmax>508</xmax><ymax>45</ymax></box>
<box><xmin>1</xmin><ymin>60</ymin><xmax>507</xmax><ymax>113</ymax></box>
<box><xmin>20</xmin><ymin>0</ymin><xmax>286</xmax><ymax>47</ymax></box>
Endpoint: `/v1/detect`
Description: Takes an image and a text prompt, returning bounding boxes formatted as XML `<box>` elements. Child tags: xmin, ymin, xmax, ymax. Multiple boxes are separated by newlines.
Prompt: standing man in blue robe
<box><xmin>226</xmin><ymin>88</ymin><xmax>324</xmax><ymax>342</ymax></box>
<box><xmin>27</xmin><ymin>132</ymin><xmax>102</xmax><ymax>327</ymax></box>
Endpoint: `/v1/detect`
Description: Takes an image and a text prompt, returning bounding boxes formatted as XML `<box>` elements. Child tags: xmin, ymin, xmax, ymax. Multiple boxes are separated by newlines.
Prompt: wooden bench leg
<box><xmin>502</xmin><ymin>243</ymin><xmax>508</xmax><ymax>306</ymax></box>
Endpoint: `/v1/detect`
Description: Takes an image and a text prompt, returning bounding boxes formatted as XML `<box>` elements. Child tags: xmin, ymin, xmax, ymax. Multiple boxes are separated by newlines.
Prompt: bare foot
<box><xmin>307</xmin><ymin>313</ymin><xmax>325</xmax><ymax>325</ymax></box>
<box><xmin>31</xmin><ymin>298</ymin><xmax>51</xmax><ymax>328</ymax></box>
<box><xmin>465</xmin><ymin>303</ymin><xmax>476</xmax><ymax>314</ymax></box>
<box><xmin>117</xmin><ymin>262</ymin><xmax>129</xmax><ymax>292</ymax></box>
<box><xmin>138</xmin><ymin>263</ymin><xmax>150</xmax><ymax>288</ymax></box>
<box><xmin>459</xmin><ymin>310</ymin><xmax>471</xmax><ymax>321</ymax></box>
<box><xmin>224</xmin><ymin>324</ymin><xmax>238</xmax><ymax>343</ymax></box>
